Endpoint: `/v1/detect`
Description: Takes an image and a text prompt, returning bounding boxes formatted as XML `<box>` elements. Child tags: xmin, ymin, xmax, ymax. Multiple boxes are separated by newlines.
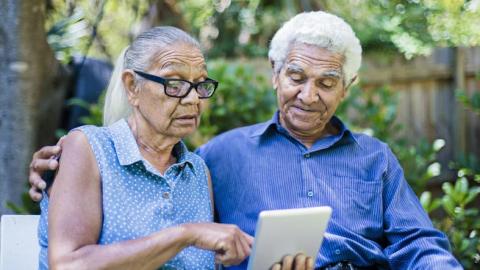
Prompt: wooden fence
<box><xmin>361</xmin><ymin>47</ymin><xmax>480</xmax><ymax>168</ymax></box>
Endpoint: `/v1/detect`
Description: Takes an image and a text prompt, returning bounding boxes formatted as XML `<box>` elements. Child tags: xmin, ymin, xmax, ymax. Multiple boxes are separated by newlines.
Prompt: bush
<box><xmin>185</xmin><ymin>59</ymin><xmax>277</xmax><ymax>148</ymax></box>
<box><xmin>421</xmin><ymin>169</ymin><xmax>480</xmax><ymax>268</ymax></box>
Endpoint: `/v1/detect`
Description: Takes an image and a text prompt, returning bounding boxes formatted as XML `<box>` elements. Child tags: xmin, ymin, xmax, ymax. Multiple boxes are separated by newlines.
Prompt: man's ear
<box><xmin>345</xmin><ymin>74</ymin><xmax>358</xmax><ymax>91</ymax></box>
<box><xmin>122</xmin><ymin>70</ymin><xmax>140</xmax><ymax>107</ymax></box>
<box><xmin>270</xmin><ymin>59</ymin><xmax>278</xmax><ymax>91</ymax></box>
<box><xmin>271</xmin><ymin>72</ymin><xmax>279</xmax><ymax>91</ymax></box>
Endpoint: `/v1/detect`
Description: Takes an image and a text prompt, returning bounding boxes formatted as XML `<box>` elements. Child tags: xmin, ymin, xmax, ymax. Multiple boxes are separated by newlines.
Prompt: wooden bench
<box><xmin>0</xmin><ymin>215</ymin><xmax>40</xmax><ymax>270</ymax></box>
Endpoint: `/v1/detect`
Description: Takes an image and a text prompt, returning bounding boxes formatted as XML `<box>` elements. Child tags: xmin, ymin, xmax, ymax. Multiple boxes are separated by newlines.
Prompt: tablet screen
<box><xmin>247</xmin><ymin>206</ymin><xmax>332</xmax><ymax>270</ymax></box>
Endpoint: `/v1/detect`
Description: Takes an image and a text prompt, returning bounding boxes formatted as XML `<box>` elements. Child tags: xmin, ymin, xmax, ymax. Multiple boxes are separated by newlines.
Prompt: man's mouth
<box><xmin>292</xmin><ymin>106</ymin><xmax>321</xmax><ymax>113</ymax></box>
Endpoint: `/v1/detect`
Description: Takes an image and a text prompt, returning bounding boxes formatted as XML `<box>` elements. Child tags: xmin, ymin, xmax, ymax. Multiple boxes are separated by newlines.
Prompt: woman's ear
<box><xmin>122</xmin><ymin>70</ymin><xmax>140</xmax><ymax>107</ymax></box>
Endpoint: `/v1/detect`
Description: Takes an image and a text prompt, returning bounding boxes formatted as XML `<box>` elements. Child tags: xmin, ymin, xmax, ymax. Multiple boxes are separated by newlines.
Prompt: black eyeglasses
<box><xmin>133</xmin><ymin>70</ymin><xmax>218</xmax><ymax>99</ymax></box>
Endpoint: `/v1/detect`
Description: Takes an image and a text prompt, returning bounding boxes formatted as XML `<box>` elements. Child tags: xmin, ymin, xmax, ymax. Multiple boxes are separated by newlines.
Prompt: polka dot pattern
<box><xmin>38</xmin><ymin>119</ymin><xmax>214</xmax><ymax>269</ymax></box>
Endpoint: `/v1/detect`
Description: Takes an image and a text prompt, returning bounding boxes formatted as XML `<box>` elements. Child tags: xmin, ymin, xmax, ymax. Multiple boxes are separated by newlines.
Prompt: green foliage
<box><xmin>325</xmin><ymin>0</ymin><xmax>480</xmax><ymax>58</ymax></box>
<box><xmin>46</xmin><ymin>0</ymin><xmax>150</xmax><ymax>61</ymax></box>
<box><xmin>457</xmin><ymin>90</ymin><xmax>480</xmax><ymax>115</ymax></box>
<box><xmin>6</xmin><ymin>192</ymin><xmax>40</xmax><ymax>214</ymax></box>
<box><xmin>421</xmin><ymin>169</ymin><xmax>480</xmax><ymax>268</ymax></box>
<box><xmin>67</xmin><ymin>94</ymin><xmax>105</xmax><ymax>126</ymax></box>
<box><xmin>186</xmin><ymin>59</ymin><xmax>277</xmax><ymax>148</ymax></box>
<box><xmin>46</xmin><ymin>10</ymin><xmax>90</xmax><ymax>63</ymax></box>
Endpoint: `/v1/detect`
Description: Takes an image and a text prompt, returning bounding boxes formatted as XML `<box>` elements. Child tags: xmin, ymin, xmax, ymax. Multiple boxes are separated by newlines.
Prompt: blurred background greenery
<box><xmin>2</xmin><ymin>0</ymin><xmax>480</xmax><ymax>268</ymax></box>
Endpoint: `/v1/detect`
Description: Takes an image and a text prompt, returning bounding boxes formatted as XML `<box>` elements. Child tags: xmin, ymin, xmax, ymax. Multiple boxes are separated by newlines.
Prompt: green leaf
<box><xmin>465</xmin><ymin>187</ymin><xmax>480</xmax><ymax>205</ymax></box>
<box><xmin>420</xmin><ymin>191</ymin><xmax>432</xmax><ymax>207</ymax></box>
<box><xmin>6</xmin><ymin>201</ymin><xmax>28</xmax><ymax>214</ymax></box>
<box><xmin>67</xmin><ymin>98</ymin><xmax>91</xmax><ymax>109</ymax></box>
<box><xmin>442</xmin><ymin>182</ymin><xmax>454</xmax><ymax>195</ymax></box>
<box><xmin>442</xmin><ymin>196</ymin><xmax>456</xmax><ymax>216</ymax></box>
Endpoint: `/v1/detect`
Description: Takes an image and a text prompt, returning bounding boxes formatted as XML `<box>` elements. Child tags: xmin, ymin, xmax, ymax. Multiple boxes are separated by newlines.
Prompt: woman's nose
<box><xmin>181</xmin><ymin>87</ymin><xmax>200</xmax><ymax>104</ymax></box>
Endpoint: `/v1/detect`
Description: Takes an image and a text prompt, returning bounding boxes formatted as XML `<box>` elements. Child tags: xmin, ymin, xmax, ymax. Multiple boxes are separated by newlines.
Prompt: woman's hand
<box><xmin>183</xmin><ymin>223</ymin><xmax>254</xmax><ymax>266</ymax></box>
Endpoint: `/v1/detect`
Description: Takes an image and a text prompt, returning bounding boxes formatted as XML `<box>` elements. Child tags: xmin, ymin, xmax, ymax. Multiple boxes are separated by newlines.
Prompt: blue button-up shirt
<box><xmin>196</xmin><ymin>112</ymin><xmax>462</xmax><ymax>270</ymax></box>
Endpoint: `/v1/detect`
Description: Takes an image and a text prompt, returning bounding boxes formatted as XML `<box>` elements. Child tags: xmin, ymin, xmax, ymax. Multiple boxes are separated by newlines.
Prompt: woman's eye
<box><xmin>168</xmin><ymin>81</ymin><xmax>182</xmax><ymax>89</ymax></box>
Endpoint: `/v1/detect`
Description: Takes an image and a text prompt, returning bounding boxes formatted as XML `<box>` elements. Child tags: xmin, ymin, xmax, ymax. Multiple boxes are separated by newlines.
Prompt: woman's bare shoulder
<box><xmin>56</xmin><ymin>130</ymin><xmax>99</xmax><ymax>181</ymax></box>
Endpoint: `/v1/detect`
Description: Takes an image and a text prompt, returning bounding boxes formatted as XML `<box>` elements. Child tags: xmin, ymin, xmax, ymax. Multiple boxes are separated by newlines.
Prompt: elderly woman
<box><xmin>37</xmin><ymin>26</ymin><xmax>252</xmax><ymax>270</ymax></box>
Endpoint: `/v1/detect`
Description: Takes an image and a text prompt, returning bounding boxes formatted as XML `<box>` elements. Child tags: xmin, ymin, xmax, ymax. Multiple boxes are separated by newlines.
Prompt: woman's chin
<box><xmin>170</xmin><ymin>126</ymin><xmax>198</xmax><ymax>138</ymax></box>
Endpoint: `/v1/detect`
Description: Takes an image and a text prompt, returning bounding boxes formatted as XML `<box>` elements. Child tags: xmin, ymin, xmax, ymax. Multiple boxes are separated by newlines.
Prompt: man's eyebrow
<box><xmin>285</xmin><ymin>64</ymin><xmax>304</xmax><ymax>73</ymax></box>
<box><xmin>321</xmin><ymin>70</ymin><xmax>342</xmax><ymax>79</ymax></box>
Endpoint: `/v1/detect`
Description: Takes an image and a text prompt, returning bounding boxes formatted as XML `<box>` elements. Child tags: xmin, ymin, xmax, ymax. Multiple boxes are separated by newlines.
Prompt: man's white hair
<box><xmin>268</xmin><ymin>11</ymin><xmax>362</xmax><ymax>84</ymax></box>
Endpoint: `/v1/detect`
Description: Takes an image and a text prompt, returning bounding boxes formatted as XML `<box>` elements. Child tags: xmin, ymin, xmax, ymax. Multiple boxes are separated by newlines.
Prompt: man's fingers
<box><xmin>30</xmin><ymin>159</ymin><xmax>58</xmax><ymax>172</ymax></box>
<box><xmin>281</xmin><ymin>255</ymin><xmax>294</xmax><ymax>270</ymax></box>
<box><xmin>33</xmin><ymin>145</ymin><xmax>61</xmax><ymax>160</ymax></box>
<box><xmin>29</xmin><ymin>173</ymin><xmax>46</xmax><ymax>190</ymax></box>
<box><xmin>28</xmin><ymin>187</ymin><xmax>43</xmax><ymax>202</ymax></box>
<box><xmin>57</xmin><ymin>136</ymin><xmax>66</xmax><ymax>146</ymax></box>
<box><xmin>306</xmin><ymin>257</ymin><xmax>314</xmax><ymax>270</ymax></box>
<box><xmin>270</xmin><ymin>263</ymin><xmax>281</xmax><ymax>270</ymax></box>
<box><xmin>293</xmin><ymin>254</ymin><xmax>307</xmax><ymax>270</ymax></box>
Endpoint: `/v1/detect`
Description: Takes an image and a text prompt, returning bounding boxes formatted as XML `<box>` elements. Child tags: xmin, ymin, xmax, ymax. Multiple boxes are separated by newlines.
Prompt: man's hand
<box><xmin>28</xmin><ymin>138</ymin><xmax>64</xmax><ymax>201</ymax></box>
<box><xmin>270</xmin><ymin>254</ymin><xmax>314</xmax><ymax>270</ymax></box>
<box><xmin>183</xmin><ymin>223</ymin><xmax>254</xmax><ymax>267</ymax></box>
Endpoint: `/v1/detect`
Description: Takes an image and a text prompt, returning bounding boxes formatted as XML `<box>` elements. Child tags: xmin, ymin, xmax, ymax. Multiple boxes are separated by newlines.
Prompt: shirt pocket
<box><xmin>324</xmin><ymin>175</ymin><xmax>383</xmax><ymax>237</ymax></box>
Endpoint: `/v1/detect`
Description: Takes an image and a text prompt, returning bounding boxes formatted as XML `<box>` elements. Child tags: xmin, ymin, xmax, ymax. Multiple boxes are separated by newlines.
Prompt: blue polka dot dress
<box><xmin>38</xmin><ymin>119</ymin><xmax>214</xmax><ymax>269</ymax></box>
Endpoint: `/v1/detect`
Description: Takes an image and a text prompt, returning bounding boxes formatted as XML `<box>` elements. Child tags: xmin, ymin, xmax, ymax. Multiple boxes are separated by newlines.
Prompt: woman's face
<box><xmin>126</xmin><ymin>43</ymin><xmax>208</xmax><ymax>138</ymax></box>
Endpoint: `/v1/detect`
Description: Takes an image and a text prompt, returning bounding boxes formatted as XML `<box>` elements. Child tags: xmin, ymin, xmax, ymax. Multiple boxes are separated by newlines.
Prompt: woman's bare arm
<box><xmin>48</xmin><ymin>131</ymin><xmax>196</xmax><ymax>270</ymax></box>
<box><xmin>48</xmin><ymin>131</ymin><xmax>252</xmax><ymax>270</ymax></box>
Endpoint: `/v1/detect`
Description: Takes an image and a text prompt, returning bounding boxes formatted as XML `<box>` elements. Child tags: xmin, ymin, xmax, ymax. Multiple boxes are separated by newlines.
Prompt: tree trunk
<box><xmin>0</xmin><ymin>0</ymin><xmax>69</xmax><ymax>214</ymax></box>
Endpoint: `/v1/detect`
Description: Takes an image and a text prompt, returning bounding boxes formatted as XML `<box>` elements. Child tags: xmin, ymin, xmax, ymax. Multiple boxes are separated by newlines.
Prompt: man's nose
<box><xmin>297</xmin><ymin>80</ymin><xmax>319</xmax><ymax>105</ymax></box>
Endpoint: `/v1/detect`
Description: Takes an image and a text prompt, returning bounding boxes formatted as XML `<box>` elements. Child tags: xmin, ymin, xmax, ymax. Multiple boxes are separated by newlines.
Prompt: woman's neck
<box><xmin>127</xmin><ymin>115</ymin><xmax>180</xmax><ymax>174</ymax></box>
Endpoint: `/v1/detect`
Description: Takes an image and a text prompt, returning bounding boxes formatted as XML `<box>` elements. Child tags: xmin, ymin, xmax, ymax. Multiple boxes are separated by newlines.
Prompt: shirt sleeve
<box><xmin>382</xmin><ymin>146</ymin><xmax>463</xmax><ymax>269</ymax></box>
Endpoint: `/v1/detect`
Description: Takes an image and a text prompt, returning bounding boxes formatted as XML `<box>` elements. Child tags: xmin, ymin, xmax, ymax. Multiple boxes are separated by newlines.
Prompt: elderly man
<box><xmin>29</xmin><ymin>11</ymin><xmax>461</xmax><ymax>270</ymax></box>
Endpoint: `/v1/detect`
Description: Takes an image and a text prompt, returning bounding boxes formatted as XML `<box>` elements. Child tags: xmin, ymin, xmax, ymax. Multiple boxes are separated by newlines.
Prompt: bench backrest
<box><xmin>0</xmin><ymin>215</ymin><xmax>40</xmax><ymax>270</ymax></box>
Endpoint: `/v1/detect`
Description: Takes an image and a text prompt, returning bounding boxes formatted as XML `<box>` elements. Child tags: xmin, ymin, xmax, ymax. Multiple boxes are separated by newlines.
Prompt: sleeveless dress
<box><xmin>38</xmin><ymin>119</ymin><xmax>214</xmax><ymax>269</ymax></box>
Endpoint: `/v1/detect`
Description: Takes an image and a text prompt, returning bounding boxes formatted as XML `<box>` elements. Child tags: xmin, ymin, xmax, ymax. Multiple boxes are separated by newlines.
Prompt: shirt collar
<box><xmin>250</xmin><ymin>111</ymin><xmax>359</xmax><ymax>147</ymax></box>
<box><xmin>108</xmin><ymin>119</ymin><xmax>195</xmax><ymax>171</ymax></box>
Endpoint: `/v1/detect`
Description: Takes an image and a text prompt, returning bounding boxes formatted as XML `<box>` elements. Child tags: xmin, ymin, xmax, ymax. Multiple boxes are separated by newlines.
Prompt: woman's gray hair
<box><xmin>103</xmin><ymin>26</ymin><xmax>201</xmax><ymax>126</ymax></box>
<box><xmin>268</xmin><ymin>11</ymin><xmax>362</xmax><ymax>84</ymax></box>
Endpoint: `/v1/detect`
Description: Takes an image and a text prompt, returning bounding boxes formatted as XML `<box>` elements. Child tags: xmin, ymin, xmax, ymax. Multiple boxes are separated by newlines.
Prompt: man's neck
<box><xmin>279</xmin><ymin>119</ymin><xmax>339</xmax><ymax>149</ymax></box>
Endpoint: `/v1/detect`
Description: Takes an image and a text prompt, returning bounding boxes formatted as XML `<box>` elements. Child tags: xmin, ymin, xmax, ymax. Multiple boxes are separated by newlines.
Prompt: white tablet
<box><xmin>247</xmin><ymin>206</ymin><xmax>332</xmax><ymax>270</ymax></box>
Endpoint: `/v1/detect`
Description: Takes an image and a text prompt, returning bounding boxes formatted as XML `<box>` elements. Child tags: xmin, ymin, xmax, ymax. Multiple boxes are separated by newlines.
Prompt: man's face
<box><xmin>273</xmin><ymin>43</ymin><xmax>347</xmax><ymax>140</ymax></box>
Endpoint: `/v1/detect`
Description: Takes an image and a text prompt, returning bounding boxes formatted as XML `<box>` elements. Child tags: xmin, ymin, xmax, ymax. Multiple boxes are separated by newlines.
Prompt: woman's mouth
<box><xmin>174</xmin><ymin>114</ymin><xmax>198</xmax><ymax>125</ymax></box>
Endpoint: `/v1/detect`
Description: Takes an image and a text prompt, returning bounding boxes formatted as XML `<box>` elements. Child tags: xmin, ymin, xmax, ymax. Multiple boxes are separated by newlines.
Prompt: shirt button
<box><xmin>335</xmin><ymin>249</ymin><xmax>341</xmax><ymax>255</ymax></box>
<box><xmin>307</xmin><ymin>191</ymin><xmax>314</xmax><ymax>197</ymax></box>
<box><xmin>304</xmin><ymin>153</ymin><xmax>311</xmax><ymax>158</ymax></box>
<box><xmin>162</xmin><ymin>192</ymin><xmax>170</xmax><ymax>199</ymax></box>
